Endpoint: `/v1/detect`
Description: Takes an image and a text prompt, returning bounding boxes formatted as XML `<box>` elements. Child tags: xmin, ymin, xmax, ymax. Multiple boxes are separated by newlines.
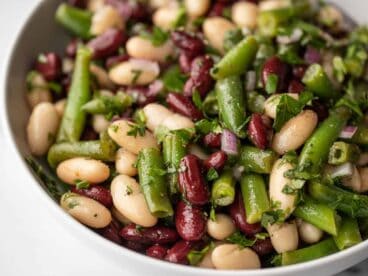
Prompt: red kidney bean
<box><xmin>166</xmin><ymin>93</ymin><xmax>203</xmax><ymax>121</ymax></box>
<box><xmin>203</xmin><ymin>151</ymin><xmax>227</xmax><ymax>171</ymax></box>
<box><xmin>184</xmin><ymin>56</ymin><xmax>214</xmax><ymax>98</ymax></box>
<box><xmin>292</xmin><ymin>65</ymin><xmax>307</xmax><ymax>79</ymax></box>
<box><xmin>261</xmin><ymin>56</ymin><xmax>290</xmax><ymax>93</ymax></box>
<box><xmin>171</xmin><ymin>31</ymin><xmax>205</xmax><ymax>58</ymax></box>
<box><xmin>71</xmin><ymin>186</ymin><xmax>113</xmax><ymax>208</ymax></box>
<box><xmin>146</xmin><ymin>244</ymin><xmax>168</xmax><ymax>260</ymax></box>
<box><xmin>248</xmin><ymin>113</ymin><xmax>269</xmax><ymax>150</ymax></box>
<box><xmin>306</xmin><ymin>99</ymin><xmax>329</xmax><ymax>122</ymax></box>
<box><xmin>175</xmin><ymin>200</ymin><xmax>207</xmax><ymax>241</ymax></box>
<box><xmin>106</xmin><ymin>0</ymin><xmax>149</xmax><ymax>22</ymax></box>
<box><xmin>228</xmin><ymin>192</ymin><xmax>263</xmax><ymax>236</ymax></box>
<box><xmin>209</xmin><ymin>1</ymin><xmax>228</xmax><ymax>17</ymax></box>
<box><xmin>105</xmin><ymin>54</ymin><xmax>130</xmax><ymax>69</ymax></box>
<box><xmin>252</xmin><ymin>238</ymin><xmax>274</xmax><ymax>256</ymax></box>
<box><xmin>304</xmin><ymin>46</ymin><xmax>321</xmax><ymax>65</ymax></box>
<box><xmin>68</xmin><ymin>0</ymin><xmax>86</xmax><ymax>8</ymax></box>
<box><xmin>126</xmin><ymin>86</ymin><xmax>156</xmax><ymax>106</ymax></box>
<box><xmin>165</xmin><ymin>240</ymin><xmax>198</xmax><ymax>264</ymax></box>
<box><xmin>288</xmin><ymin>79</ymin><xmax>305</xmax><ymax>94</ymax></box>
<box><xmin>87</xmin><ymin>29</ymin><xmax>126</xmax><ymax>59</ymax></box>
<box><xmin>179</xmin><ymin>52</ymin><xmax>193</xmax><ymax>74</ymax></box>
<box><xmin>124</xmin><ymin>240</ymin><xmax>147</xmax><ymax>252</ymax></box>
<box><xmin>35</xmin><ymin>52</ymin><xmax>62</xmax><ymax>81</ymax></box>
<box><xmin>203</xmin><ymin>132</ymin><xmax>222</xmax><ymax>148</ymax></box>
<box><xmin>65</xmin><ymin>39</ymin><xmax>79</xmax><ymax>58</ymax></box>
<box><xmin>178</xmin><ymin>155</ymin><xmax>210</xmax><ymax>205</ymax></box>
<box><xmin>119</xmin><ymin>224</ymin><xmax>179</xmax><ymax>244</ymax></box>
<box><xmin>101</xmin><ymin>220</ymin><xmax>122</xmax><ymax>244</ymax></box>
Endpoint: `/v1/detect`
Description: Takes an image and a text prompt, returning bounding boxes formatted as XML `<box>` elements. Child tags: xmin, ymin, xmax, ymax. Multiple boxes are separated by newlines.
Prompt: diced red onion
<box><xmin>277</xmin><ymin>28</ymin><xmax>303</xmax><ymax>44</ymax></box>
<box><xmin>221</xmin><ymin>129</ymin><xmax>238</xmax><ymax>156</ymax></box>
<box><xmin>245</xmin><ymin>71</ymin><xmax>257</xmax><ymax>92</ymax></box>
<box><xmin>331</xmin><ymin>163</ymin><xmax>353</xmax><ymax>179</ymax></box>
<box><xmin>339</xmin><ymin>126</ymin><xmax>358</xmax><ymax>139</ymax></box>
<box><xmin>147</xmin><ymin>80</ymin><xmax>164</xmax><ymax>97</ymax></box>
<box><xmin>304</xmin><ymin>46</ymin><xmax>322</xmax><ymax>65</ymax></box>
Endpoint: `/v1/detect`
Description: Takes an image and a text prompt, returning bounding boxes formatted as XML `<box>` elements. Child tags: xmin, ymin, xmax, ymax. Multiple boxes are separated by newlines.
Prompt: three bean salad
<box><xmin>25</xmin><ymin>0</ymin><xmax>368</xmax><ymax>270</ymax></box>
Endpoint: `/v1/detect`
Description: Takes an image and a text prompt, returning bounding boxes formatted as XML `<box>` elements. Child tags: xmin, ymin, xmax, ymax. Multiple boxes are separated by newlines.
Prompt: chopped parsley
<box><xmin>125</xmin><ymin>185</ymin><xmax>133</xmax><ymax>196</ymax></box>
<box><xmin>131</xmin><ymin>69</ymin><xmax>142</xmax><ymax>84</ymax></box>
<box><xmin>127</xmin><ymin>122</ymin><xmax>146</xmax><ymax>137</ymax></box>
<box><xmin>75</xmin><ymin>179</ymin><xmax>90</xmax><ymax>189</ymax></box>
<box><xmin>206</xmin><ymin>168</ymin><xmax>219</xmax><ymax>181</ymax></box>
<box><xmin>195</xmin><ymin>119</ymin><xmax>222</xmax><ymax>135</ymax></box>
<box><xmin>261</xmin><ymin>209</ymin><xmax>285</xmax><ymax>228</ymax></box>
<box><xmin>187</xmin><ymin>243</ymin><xmax>214</xmax><ymax>266</ymax></box>
<box><xmin>162</xmin><ymin>66</ymin><xmax>187</xmax><ymax>93</ymax></box>
<box><xmin>265</xmin><ymin>74</ymin><xmax>279</xmax><ymax>94</ymax></box>
<box><xmin>226</xmin><ymin>231</ymin><xmax>256</xmax><ymax>248</ymax></box>
<box><xmin>192</xmin><ymin>90</ymin><xmax>203</xmax><ymax>111</ymax></box>
<box><xmin>140</xmin><ymin>26</ymin><xmax>169</xmax><ymax>46</ymax></box>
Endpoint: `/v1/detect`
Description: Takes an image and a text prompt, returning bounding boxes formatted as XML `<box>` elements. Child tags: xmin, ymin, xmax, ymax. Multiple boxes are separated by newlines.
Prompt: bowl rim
<box><xmin>1</xmin><ymin>1</ymin><xmax>368</xmax><ymax>275</ymax></box>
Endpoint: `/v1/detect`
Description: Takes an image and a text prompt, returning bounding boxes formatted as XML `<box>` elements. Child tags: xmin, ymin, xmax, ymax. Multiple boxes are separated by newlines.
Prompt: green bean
<box><xmin>246</xmin><ymin>91</ymin><xmax>265</xmax><ymax>114</ymax></box>
<box><xmin>344</xmin><ymin>43</ymin><xmax>367</xmax><ymax>78</ymax></box>
<box><xmin>239</xmin><ymin>146</ymin><xmax>278</xmax><ymax>174</ymax></box>
<box><xmin>163</xmin><ymin>132</ymin><xmax>188</xmax><ymax>195</ymax></box>
<box><xmin>352</xmin><ymin>125</ymin><xmax>368</xmax><ymax>145</ymax></box>
<box><xmin>333</xmin><ymin>217</ymin><xmax>362</xmax><ymax>250</ymax></box>
<box><xmin>302</xmin><ymin>64</ymin><xmax>340</xmax><ymax>100</ymax></box>
<box><xmin>57</xmin><ymin>47</ymin><xmax>92</xmax><ymax>143</ymax></box>
<box><xmin>296</xmin><ymin>107</ymin><xmax>351</xmax><ymax>179</ymax></box>
<box><xmin>257</xmin><ymin>8</ymin><xmax>294</xmax><ymax>37</ymax></box>
<box><xmin>240</xmin><ymin>174</ymin><xmax>270</xmax><ymax>224</ymax></box>
<box><xmin>211</xmin><ymin>36</ymin><xmax>259</xmax><ymax>80</ymax></box>
<box><xmin>137</xmin><ymin>148</ymin><xmax>173</xmax><ymax>218</ymax></box>
<box><xmin>328</xmin><ymin>142</ymin><xmax>360</xmax><ymax>165</ymax></box>
<box><xmin>48</xmin><ymin>132</ymin><xmax>117</xmax><ymax>168</ymax></box>
<box><xmin>281</xmin><ymin>238</ymin><xmax>338</xmax><ymax>266</ymax></box>
<box><xmin>211</xmin><ymin>170</ymin><xmax>236</xmax><ymax>206</ymax></box>
<box><xmin>215</xmin><ymin>76</ymin><xmax>247</xmax><ymax>138</ymax></box>
<box><xmin>293</xmin><ymin>198</ymin><xmax>340</xmax><ymax>235</ymax></box>
<box><xmin>55</xmin><ymin>4</ymin><xmax>92</xmax><ymax>39</ymax></box>
<box><xmin>308</xmin><ymin>181</ymin><xmax>368</xmax><ymax>218</ymax></box>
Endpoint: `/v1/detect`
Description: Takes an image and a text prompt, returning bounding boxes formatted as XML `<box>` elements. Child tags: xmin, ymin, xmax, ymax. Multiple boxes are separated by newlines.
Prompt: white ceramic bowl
<box><xmin>1</xmin><ymin>1</ymin><xmax>368</xmax><ymax>275</ymax></box>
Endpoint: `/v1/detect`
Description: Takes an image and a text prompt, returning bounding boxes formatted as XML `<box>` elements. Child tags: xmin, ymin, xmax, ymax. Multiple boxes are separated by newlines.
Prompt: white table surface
<box><xmin>0</xmin><ymin>1</ymin><xmax>366</xmax><ymax>276</ymax></box>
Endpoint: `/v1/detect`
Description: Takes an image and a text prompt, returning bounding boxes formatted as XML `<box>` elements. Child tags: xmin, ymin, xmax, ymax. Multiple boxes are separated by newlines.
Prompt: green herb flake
<box><xmin>127</xmin><ymin>122</ymin><xmax>146</xmax><ymax>137</ymax></box>
<box><xmin>265</xmin><ymin>74</ymin><xmax>279</xmax><ymax>94</ymax></box>
<box><xmin>131</xmin><ymin>69</ymin><xmax>143</xmax><ymax>85</ymax></box>
<box><xmin>226</xmin><ymin>231</ymin><xmax>256</xmax><ymax>248</ymax></box>
<box><xmin>206</xmin><ymin>168</ymin><xmax>219</xmax><ymax>181</ymax></box>
<box><xmin>255</xmin><ymin>232</ymin><xmax>269</xmax><ymax>240</ymax></box>
<box><xmin>125</xmin><ymin>185</ymin><xmax>133</xmax><ymax>196</ymax></box>
<box><xmin>192</xmin><ymin>90</ymin><xmax>203</xmax><ymax>110</ymax></box>
<box><xmin>261</xmin><ymin>209</ymin><xmax>284</xmax><ymax>228</ymax></box>
<box><xmin>140</xmin><ymin>26</ymin><xmax>169</xmax><ymax>46</ymax></box>
<box><xmin>187</xmin><ymin>243</ymin><xmax>214</xmax><ymax>266</ymax></box>
<box><xmin>195</xmin><ymin>119</ymin><xmax>222</xmax><ymax>135</ymax></box>
<box><xmin>162</xmin><ymin>66</ymin><xmax>187</xmax><ymax>93</ymax></box>
<box><xmin>75</xmin><ymin>179</ymin><xmax>90</xmax><ymax>189</ymax></box>
<box><xmin>210</xmin><ymin>203</ymin><xmax>217</xmax><ymax>222</ymax></box>
<box><xmin>273</xmin><ymin>94</ymin><xmax>304</xmax><ymax>132</ymax></box>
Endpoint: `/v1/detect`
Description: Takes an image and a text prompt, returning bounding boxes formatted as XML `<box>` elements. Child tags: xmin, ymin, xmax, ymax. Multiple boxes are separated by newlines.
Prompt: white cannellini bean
<box><xmin>90</xmin><ymin>5</ymin><xmax>124</xmax><ymax>36</ymax></box>
<box><xmin>211</xmin><ymin>244</ymin><xmax>261</xmax><ymax>270</ymax></box>
<box><xmin>143</xmin><ymin>103</ymin><xmax>174</xmax><ymax>132</ymax></box>
<box><xmin>92</xmin><ymin>114</ymin><xmax>111</xmax><ymax>134</ymax></box>
<box><xmin>115</xmin><ymin>148</ymin><xmax>138</xmax><ymax>176</ymax></box>
<box><xmin>150</xmin><ymin>0</ymin><xmax>172</xmax><ymax>9</ymax></box>
<box><xmin>198</xmin><ymin>242</ymin><xmax>224</xmax><ymax>269</ymax></box>
<box><xmin>87</xmin><ymin>0</ymin><xmax>105</xmax><ymax>12</ymax></box>
<box><xmin>161</xmin><ymin>113</ymin><xmax>195</xmax><ymax>130</ymax></box>
<box><xmin>207</xmin><ymin>214</ymin><xmax>236</xmax><ymax>240</ymax></box>
<box><xmin>60</xmin><ymin>193</ymin><xmax>112</xmax><ymax>228</ymax></box>
<box><xmin>231</xmin><ymin>1</ymin><xmax>259</xmax><ymax>30</ymax></box>
<box><xmin>269</xmin><ymin>159</ymin><xmax>298</xmax><ymax>219</ymax></box>
<box><xmin>108</xmin><ymin>59</ymin><xmax>160</xmax><ymax>86</ymax></box>
<box><xmin>54</xmin><ymin>99</ymin><xmax>67</xmax><ymax>117</ymax></box>
<box><xmin>267</xmin><ymin>221</ymin><xmax>299</xmax><ymax>253</ymax></box>
<box><xmin>203</xmin><ymin>17</ymin><xmax>236</xmax><ymax>53</ymax></box>
<box><xmin>90</xmin><ymin>64</ymin><xmax>115</xmax><ymax>90</ymax></box>
<box><xmin>111</xmin><ymin>206</ymin><xmax>132</xmax><ymax>225</ymax></box>
<box><xmin>358</xmin><ymin>167</ymin><xmax>368</xmax><ymax>193</ymax></box>
<box><xmin>297</xmin><ymin>219</ymin><xmax>323</xmax><ymax>244</ymax></box>
<box><xmin>126</xmin><ymin>36</ymin><xmax>174</xmax><ymax>63</ymax></box>
<box><xmin>111</xmin><ymin>174</ymin><xmax>158</xmax><ymax>227</ymax></box>
<box><xmin>56</xmin><ymin>157</ymin><xmax>110</xmax><ymax>185</ymax></box>
<box><xmin>108</xmin><ymin>120</ymin><xmax>159</xmax><ymax>155</ymax></box>
<box><xmin>184</xmin><ymin>0</ymin><xmax>210</xmax><ymax>18</ymax></box>
<box><xmin>342</xmin><ymin>166</ymin><xmax>364</xmax><ymax>193</ymax></box>
<box><xmin>188</xmin><ymin>144</ymin><xmax>209</xmax><ymax>160</ymax></box>
<box><xmin>27</xmin><ymin>73</ymin><xmax>52</xmax><ymax>109</ymax></box>
<box><xmin>152</xmin><ymin>4</ymin><xmax>181</xmax><ymax>30</ymax></box>
<box><xmin>27</xmin><ymin>102</ymin><xmax>60</xmax><ymax>156</ymax></box>
<box><xmin>272</xmin><ymin>110</ymin><xmax>318</xmax><ymax>154</ymax></box>
<box><xmin>259</xmin><ymin>0</ymin><xmax>290</xmax><ymax>11</ymax></box>
<box><xmin>264</xmin><ymin>93</ymin><xmax>299</xmax><ymax>119</ymax></box>
<box><xmin>318</xmin><ymin>5</ymin><xmax>344</xmax><ymax>29</ymax></box>
<box><xmin>357</xmin><ymin>153</ymin><xmax>368</xmax><ymax>166</ymax></box>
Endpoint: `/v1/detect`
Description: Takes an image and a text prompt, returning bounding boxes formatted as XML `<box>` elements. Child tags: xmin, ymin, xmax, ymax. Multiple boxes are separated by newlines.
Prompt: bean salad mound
<box><xmin>25</xmin><ymin>0</ymin><xmax>368</xmax><ymax>270</ymax></box>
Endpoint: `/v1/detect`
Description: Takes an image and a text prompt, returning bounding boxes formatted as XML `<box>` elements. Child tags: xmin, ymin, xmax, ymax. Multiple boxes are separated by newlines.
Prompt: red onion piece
<box><xmin>339</xmin><ymin>126</ymin><xmax>358</xmax><ymax>139</ymax></box>
<box><xmin>147</xmin><ymin>80</ymin><xmax>164</xmax><ymax>97</ymax></box>
<box><xmin>331</xmin><ymin>163</ymin><xmax>353</xmax><ymax>179</ymax></box>
<box><xmin>221</xmin><ymin>129</ymin><xmax>238</xmax><ymax>156</ymax></box>
<box><xmin>304</xmin><ymin>46</ymin><xmax>321</xmax><ymax>65</ymax></box>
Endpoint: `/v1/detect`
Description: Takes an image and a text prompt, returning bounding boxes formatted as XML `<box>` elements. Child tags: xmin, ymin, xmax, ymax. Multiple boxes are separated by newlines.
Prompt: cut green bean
<box><xmin>138</xmin><ymin>148</ymin><xmax>173</xmax><ymax>218</ymax></box>
<box><xmin>240</xmin><ymin>174</ymin><xmax>270</xmax><ymax>224</ymax></box>
<box><xmin>55</xmin><ymin>4</ymin><xmax>92</xmax><ymax>39</ymax></box>
<box><xmin>258</xmin><ymin>8</ymin><xmax>294</xmax><ymax>37</ymax></box>
<box><xmin>281</xmin><ymin>238</ymin><xmax>338</xmax><ymax>266</ymax></box>
<box><xmin>308</xmin><ymin>181</ymin><xmax>368</xmax><ymax>218</ymax></box>
<box><xmin>215</xmin><ymin>76</ymin><xmax>247</xmax><ymax>138</ymax></box>
<box><xmin>211</xmin><ymin>36</ymin><xmax>259</xmax><ymax>80</ymax></box>
<box><xmin>294</xmin><ymin>198</ymin><xmax>340</xmax><ymax>236</ymax></box>
<box><xmin>334</xmin><ymin>217</ymin><xmax>362</xmax><ymax>250</ymax></box>
<box><xmin>352</xmin><ymin>125</ymin><xmax>368</xmax><ymax>145</ymax></box>
<box><xmin>239</xmin><ymin>146</ymin><xmax>278</xmax><ymax>174</ymax></box>
<box><xmin>296</xmin><ymin>107</ymin><xmax>351</xmax><ymax>179</ymax></box>
<box><xmin>302</xmin><ymin>64</ymin><xmax>340</xmax><ymax>100</ymax></box>
<box><xmin>57</xmin><ymin>47</ymin><xmax>92</xmax><ymax>143</ymax></box>
<box><xmin>211</xmin><ymin>170</ymin><xmax>236</xmax><ymax>206</ymax></box>
<box><xmin>328</xmin><ymin>142</ymin><xmax>360</xmax><ymax>165</ymax></box>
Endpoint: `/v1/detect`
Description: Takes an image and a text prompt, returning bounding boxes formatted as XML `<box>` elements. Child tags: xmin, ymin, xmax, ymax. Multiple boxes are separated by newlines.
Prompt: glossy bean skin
<box><xmin>71</xmin><ymin>185</ymin><xmax>113</xmax><ymax>208</ymax></box>
<box><xmin>166</xmin><ymin>93</ymin><xmax>203</xmax><ymax>121</ymax></box>
<box><xmin>228</xmin><ymin>192</ymin><xmax>262</xmax><ymax>236</ymax></box>
<box><xmin>178</xmin><ymin>155</ymin><xmax>210</xmax><ymax>205</ymax></box>
<box><xmin>262</xmin><ymin>56</ymin><xmax>290</xmax><ymax>93</ymax></box>
<box><xmin>175</xmin><ymin>200</ymin><xmax>207</xmax><ymax>241</ymax></box>
<box><xmin>252</xmin><ymin>238</ymin><xmax>274</xmax><ymax>256</ymax></box>
<box><xmin>146</xmin><ymin>244</ymin><xmax>167</xmax><ymax>259</ymax></box>
<box><xmin>165</xmin><ymin>240</ymin><xmax>198</xmax><ymax>264</ymax></box>
<box><xmin>101</xmin><ymin>220</ymin><xmax>122</xmax><ymax>244</ymax></box>
<box><xmin>248</xmin><ymin>113</ymin><xmax>269</xmax><ymax>150</ymax></box>
<box><xmin>87</xmin><ymin>28</ymin><xmax>125</xmax><ymax>59</ymax></box>
<box><xmin>203</xmin><ymin>133</ymin><xmax>222</xmax><ymax>148</ymax></box>
<box><xmin>119</xmin><ymin>224</ymin><xmax>179</xmax><ymax>244</ymax></box>
<box><xmin>203</xmin><ymin>151</ymin><xmax>227</xmax><ymax>171</ymax></box>
<box><xmin>35</xmin><ymin>52</ymin><xmax>62</xmax><ymax>81</ymax></box>
<box><xmin>171</xmin><ymin>30</ymin><xmax>205</xmax><ymax>58</ymax></box>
